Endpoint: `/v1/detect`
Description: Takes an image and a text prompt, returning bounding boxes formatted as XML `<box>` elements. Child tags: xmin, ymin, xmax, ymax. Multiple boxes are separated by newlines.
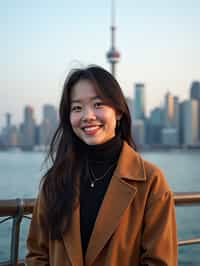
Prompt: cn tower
<box><xmin>106</xmin><ymin>0</ymin><xmax>121</xmax><ymax>77</ymax></box>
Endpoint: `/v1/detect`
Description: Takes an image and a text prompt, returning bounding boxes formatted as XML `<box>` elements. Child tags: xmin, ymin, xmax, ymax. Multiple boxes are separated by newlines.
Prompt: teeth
<box><xmin>84</xmin><ymin>126</ymin><xmax>99</xmax><ymax>132</ymax></box>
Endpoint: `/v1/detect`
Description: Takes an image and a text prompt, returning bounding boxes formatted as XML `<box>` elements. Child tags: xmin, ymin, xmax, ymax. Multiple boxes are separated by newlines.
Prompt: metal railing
<box><xmin>0</xmin><ymin>192</ymin><xmax>200</xmax><ymax>266</ymax></box>
<box><xmin>173</xmin><ymin>192</ymin><xmax>200</xmax><ymax>246</ymax></box>
<box><xmin>0</xmin><ymin>199</ymin><xmax>34</xmax><ymax>266</ymax></box>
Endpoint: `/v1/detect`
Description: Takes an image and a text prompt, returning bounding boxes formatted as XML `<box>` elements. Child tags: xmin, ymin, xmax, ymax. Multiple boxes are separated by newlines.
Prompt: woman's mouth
<box><xmin>82</xmin><ymin>125</ymin><xmax>102</xmax><ymax>136</ymax></box>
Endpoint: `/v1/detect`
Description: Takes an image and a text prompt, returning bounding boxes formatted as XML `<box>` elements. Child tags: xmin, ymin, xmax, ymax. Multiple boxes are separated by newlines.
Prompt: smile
<box><xmin>82</xmin><ymin>125</ymin><xmax>102</xmax><ymax>135</ymax></box>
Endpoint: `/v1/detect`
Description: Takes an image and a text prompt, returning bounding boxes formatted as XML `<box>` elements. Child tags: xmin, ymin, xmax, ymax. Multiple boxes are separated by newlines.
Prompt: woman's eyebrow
<box><xmin>92</xmin><ymin>96</ymin><xmax>101</xmax><ymax>100</ymax></box>
<box><xmin>71</xmin><ymin>96</ymin><xmax>101</xmax><ymax>103</ymax></box>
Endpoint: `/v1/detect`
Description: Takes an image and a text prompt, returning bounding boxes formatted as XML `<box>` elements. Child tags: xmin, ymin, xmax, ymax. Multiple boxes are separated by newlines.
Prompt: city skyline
<box><xmin>1</xmin><ymin>82</ymin><xmax>200</xmax><ymax>149</ymax></box>
<box><xmin>0</xmin><ymin>81</ymin><xmax>198</xmax><ymax>127</ymax></box>
<box><xmin>1</xmin><ymin>0</ymin><xmax>200</xmax><ymax>125</ymax></box>
<box><xmin>0</xmin><ymin>79</ymin><xmax>198</xmax><ymax>129</ymax></box>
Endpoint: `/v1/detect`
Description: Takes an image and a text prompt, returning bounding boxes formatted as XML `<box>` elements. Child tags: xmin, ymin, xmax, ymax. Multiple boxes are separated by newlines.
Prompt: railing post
<box><xmin>10</xmin><ymin>198</ymin><xmax>24</xmax><ymax>266</ymax></box>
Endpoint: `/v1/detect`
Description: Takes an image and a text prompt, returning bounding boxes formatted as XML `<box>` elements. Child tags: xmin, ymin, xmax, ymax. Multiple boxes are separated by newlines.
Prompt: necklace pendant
<box><xmin>90</xmin><ymin>182</ymin><xmax>95</xmax><ymax>188</ymax></box>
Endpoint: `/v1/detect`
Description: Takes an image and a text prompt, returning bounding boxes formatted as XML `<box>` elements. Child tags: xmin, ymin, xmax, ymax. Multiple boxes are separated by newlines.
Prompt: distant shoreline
<box><xmin>1</xmin><ymin>145</ymin><xmax>200</xmax><ymax>153</ymax></box>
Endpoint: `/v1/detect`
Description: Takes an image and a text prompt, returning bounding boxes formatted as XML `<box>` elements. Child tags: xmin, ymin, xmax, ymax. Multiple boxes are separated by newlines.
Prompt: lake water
<box><xmin>0</xmin><ymin>150</ymin><xmax>200</xmax><ymax>265</ymax></box>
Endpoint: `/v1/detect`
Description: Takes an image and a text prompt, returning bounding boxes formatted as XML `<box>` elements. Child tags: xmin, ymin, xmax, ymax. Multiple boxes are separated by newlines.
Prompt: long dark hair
<box><xmin>41</xmin><ymin>65</ymin><xmax>137</xmax><ymax>240</ymax></box>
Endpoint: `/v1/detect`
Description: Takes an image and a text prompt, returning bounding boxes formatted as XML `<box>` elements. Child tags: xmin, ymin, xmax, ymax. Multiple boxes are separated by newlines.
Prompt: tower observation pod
<box><xmin>106</xmin><ymin>0</ymin><xmax>121</xmax><ymax>77</ymax></box>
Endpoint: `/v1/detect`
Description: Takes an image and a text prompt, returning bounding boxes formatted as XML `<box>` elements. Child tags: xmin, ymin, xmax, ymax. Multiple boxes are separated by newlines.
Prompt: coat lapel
<box><xmin>85</xmin><ymin>142</ymin><xmax>146</xmax><ymax>266</ymax></box>
<box><xmin>62</xmin><ymin>202</ymin><xmax>84</xmax><ymax>266</ymax></box>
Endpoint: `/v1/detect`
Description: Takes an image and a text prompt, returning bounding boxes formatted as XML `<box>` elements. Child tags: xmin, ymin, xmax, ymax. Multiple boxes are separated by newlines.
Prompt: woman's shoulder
<box><xmin>125</xmin><ymin>143</ymin><xmax>172</xmax><ymax>195</ymax></box>
<box><xmin>141</xmin><ymin>157</ymin><xmax>173</xmax><ymax>197</ymax></box>
<box><xmin>119</xmin><ymin>141</ymin><xmax>173</xmax><ymax>196</ymax></box>
<box><xmin>142</xmin><ymin>157</ymin><xmax>165</xmax><ymax>179</ymax></box>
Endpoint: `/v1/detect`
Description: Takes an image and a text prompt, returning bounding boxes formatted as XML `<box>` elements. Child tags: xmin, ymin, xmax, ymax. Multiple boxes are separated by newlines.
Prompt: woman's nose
<box><xmin>82</xmin><ymin>107</ymin><xmax>96</xmax><ymax>121</ymax></box>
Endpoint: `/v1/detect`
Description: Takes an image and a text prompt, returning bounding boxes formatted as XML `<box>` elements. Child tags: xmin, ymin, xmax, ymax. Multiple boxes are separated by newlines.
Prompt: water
<box><xmin>0</xmin><ymin>150</ymin><xmax>200</xmax><ymax>265</ymax></box>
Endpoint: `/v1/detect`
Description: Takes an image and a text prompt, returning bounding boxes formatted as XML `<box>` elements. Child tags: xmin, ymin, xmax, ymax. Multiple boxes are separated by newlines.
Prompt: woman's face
<box><xmin>70</xmin><ymin>79</ymin><xmax>120</xmax><ymax>145</ymax></box>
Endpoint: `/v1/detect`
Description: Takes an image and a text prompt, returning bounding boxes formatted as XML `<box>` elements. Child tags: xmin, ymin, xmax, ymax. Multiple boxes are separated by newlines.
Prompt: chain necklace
<box><xmin>88</xmin><ymin>162</ymin><xmax>117</xmax><ymax>188</ymax></box>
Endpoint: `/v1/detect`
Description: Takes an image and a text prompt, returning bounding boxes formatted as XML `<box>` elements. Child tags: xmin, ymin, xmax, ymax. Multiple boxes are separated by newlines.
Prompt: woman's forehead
<box><xmin>70</xmin><ymin>79</ymin><xmax>104</xmax><ymax>101</ymax></box>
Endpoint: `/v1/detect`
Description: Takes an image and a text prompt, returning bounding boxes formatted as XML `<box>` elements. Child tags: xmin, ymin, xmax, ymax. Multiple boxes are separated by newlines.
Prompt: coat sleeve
<box><xmin>26</xmin><ymin>191</ymin><xmax>50</xmax><ymax>266</ymax></box>
<box><xmin>140</xmin><ymin>169</ymin><xmax>178</xmax><ymax>266</ymax></box>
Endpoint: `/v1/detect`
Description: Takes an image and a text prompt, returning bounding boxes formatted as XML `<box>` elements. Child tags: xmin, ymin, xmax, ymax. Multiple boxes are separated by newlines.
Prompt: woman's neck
<box><xmin>76</xmin><ymin>134</ymin><xmax>123</xmax><ymax>163</ymax></box>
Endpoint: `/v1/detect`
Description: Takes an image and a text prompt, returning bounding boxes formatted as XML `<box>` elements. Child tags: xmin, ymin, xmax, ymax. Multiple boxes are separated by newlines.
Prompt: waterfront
<box><xmin>0</xmin><ymin>150</ymin><xmax>200</xmax><ymax>265</ymax></box>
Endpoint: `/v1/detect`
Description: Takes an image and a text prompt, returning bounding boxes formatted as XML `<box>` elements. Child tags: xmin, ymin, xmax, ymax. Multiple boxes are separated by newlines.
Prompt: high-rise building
<box><xmin>190</xmin><ymin>81</ymin><xmax>200</xmax><ymax>100</ymax></box>
<box><xmin>20</xmin><ymin>106</ymin><xmax>35</xmax><ymax>149</ymax></box>
<box><xmin>181</xmin><ymin>100</ymin><xmax>199</xmax><ymax>146</ymax></box>
<box><xmin>162</xmin><ymin>92</ymin><xmax>180</xmax><ymax>145</ymax></box>
<box><xmin>132</xmin><ymin>119</ymin><xmax>145</xmax><ymax>147</ymax></box>
<box><xmin>150</xmin><ymin>107</ymin><xmax>164</xmax><ymax>126</ymax></box>
<box><xmin>190</xmin><ymin>81</ymin><xmax>200</xmax><ymax>141</ymax></box>
<box><xmin>133</xmin><ymin>83</ymin><xmax>145</xmax><ymax>120</ymax></box>
<box><xmin>147</xmin><ymin>107</ymin><xmax>164</xmax><ymax>145</ymax></box>
<box><xmin>173</xmin><ymin>96</ymin><xmax>180</xmax><ymax>129</ymax></box>
<box><xmin>5</xmin><ymin>113</ymin><xmax>11</xmax><ymax>129</ymax></box>
<box><xmin>161</xmin><ymin>128</ymin><xmax>179</xmax><ymax>146</ymax></box>
<box><xmin>40</xmin><ymin>104</ymin><xmax>58</xmax><ymax>146</ymax></box>
<box><xmin>1</xmin><ymin>113</ymin><xmax>18</xmax><ymax>147</ymax></box>
<box><xmin>164</xmin><ymin>92</ymin><xmax>175</xmax><ymax>128</ymax></box>
<box><xmin>43</xmin><ymin>104</ymin><xmax>57</xmax><ymax>122</ymax></box>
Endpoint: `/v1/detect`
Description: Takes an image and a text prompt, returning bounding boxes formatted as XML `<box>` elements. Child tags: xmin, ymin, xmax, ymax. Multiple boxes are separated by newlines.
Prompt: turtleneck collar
<box><xmin>76</xmin><ymin>134</ymin><xmax>123</xmax><ymax>163</ymax></box>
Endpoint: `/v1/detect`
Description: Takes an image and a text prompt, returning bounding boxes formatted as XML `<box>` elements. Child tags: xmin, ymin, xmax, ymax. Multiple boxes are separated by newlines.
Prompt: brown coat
<box><xmin>26</xmin><ymin>142</ymin><xmax>178</xmax><ymax>266</ymax></box>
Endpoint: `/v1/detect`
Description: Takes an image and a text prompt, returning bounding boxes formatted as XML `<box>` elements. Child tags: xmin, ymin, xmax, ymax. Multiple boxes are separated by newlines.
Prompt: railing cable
<box><xmin>0</xmin><ymin>216</ymin><xmax>12</xmax><ymax>224</ymax></box>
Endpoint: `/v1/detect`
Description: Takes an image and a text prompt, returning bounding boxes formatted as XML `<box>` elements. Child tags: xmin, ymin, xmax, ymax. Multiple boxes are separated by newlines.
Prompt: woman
<box><xmin>26</xmin><ymin>65</ymin><xmax>178</xmax><ymax>265</ymax></box>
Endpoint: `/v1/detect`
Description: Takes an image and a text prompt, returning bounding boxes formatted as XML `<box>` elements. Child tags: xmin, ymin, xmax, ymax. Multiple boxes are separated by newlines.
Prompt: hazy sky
<box><xmin>1</xmin><ymin>0</ymin><xmax>200</xmax><ymax>126</ymax></box>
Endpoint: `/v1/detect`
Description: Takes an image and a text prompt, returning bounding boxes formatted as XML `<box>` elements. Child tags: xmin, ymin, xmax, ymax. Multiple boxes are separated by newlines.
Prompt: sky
<box><xmin>0</xmin><ymin>0</ymin><xmax>200</xmax><ymax>127</ymax></box>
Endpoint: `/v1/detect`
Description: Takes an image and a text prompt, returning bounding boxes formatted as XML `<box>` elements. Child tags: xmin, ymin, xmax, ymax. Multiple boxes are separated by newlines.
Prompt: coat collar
<box><xmin>114</xmin><ymin>141</ymin><xmax>146</xmax><ymax>182</ymax></box>
<box><xmin>62</xmin><ymin>141</ymin><xmax>146</xmax><ymax>266</ymax></box>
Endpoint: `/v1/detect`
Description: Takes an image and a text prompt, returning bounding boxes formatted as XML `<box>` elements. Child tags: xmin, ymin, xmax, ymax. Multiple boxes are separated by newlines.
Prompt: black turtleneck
<box><xmin>79</xmin><ymin>134</ymin><xmax>123</xmax><ymax>255</ymax></box>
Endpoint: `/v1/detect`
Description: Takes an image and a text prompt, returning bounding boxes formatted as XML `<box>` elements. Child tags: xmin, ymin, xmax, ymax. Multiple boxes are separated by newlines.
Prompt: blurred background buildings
<box><xmin>0</xmin><ymin>80</ymin><xmax>200</xmax><ymax>150</ymax></box>
<box><xmin>0</xmin><ymin>104</ymin><xmax>58</xmax><ymax>150</ymax></box>
<box><xmin>130</xmin><ymin>80</ymin><xmax>200</xmax><ymax>149</ymax></box>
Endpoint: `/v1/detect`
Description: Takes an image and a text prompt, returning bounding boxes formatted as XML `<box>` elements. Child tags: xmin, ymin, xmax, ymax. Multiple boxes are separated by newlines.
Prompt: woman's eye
<box><xmin>71</xmin><ymin>106</ymin><xmax>82</xmax><ymax>112</ymax></box>
<box><xmin>94</xmin><ymin>102</ymin><xmax>103</xmax><ymax>108</ymax></box>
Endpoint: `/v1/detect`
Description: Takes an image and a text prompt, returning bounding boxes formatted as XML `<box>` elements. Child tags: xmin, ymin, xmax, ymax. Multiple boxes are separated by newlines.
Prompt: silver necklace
<box><xmin>88</xmin><ymin>162</ymin><xmax>117</xmax><ymax>188</ymax></box>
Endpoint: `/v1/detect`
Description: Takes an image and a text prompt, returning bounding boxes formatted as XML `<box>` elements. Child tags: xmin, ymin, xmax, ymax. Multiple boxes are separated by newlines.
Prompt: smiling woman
<box><xmin>26</xmin><ymin>65</ymin><xmax>178</xmax><ymax>266</ymax></box>
<box><xmin>70</xmin><ymin>79</ymin><xmax>121</xmax><ymax>145</ymax></box>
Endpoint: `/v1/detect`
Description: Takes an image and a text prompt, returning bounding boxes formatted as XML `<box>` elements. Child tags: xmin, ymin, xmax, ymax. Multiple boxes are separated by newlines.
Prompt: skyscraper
<box><xmin>148</xmin><ymin>107</ymin><xmax>164</xmax><ymax>145</ymax></box>
<box><xmin>43</xmin><ymin>104</ymin><xmax>57</xmax><ymax>125</ymax></box>
<box><xmin>190</xmin><ymin>81</ymin><xmax>200</xmax><ymax>141</ymax></box>
<box><xmin>133</xmin><ymin>83</ymin><xmax>146</xmax><ymax>120</ymax></box>
<box><xmin>190</xmin><ymin>81</ymin><xmax>200</xmax><ymax>100</ymax></box>
<box><xmin>181</xmin><ymin>100</ymin><xmax>199</xmax><ymax>146</ymax></box>
<box><xmin>162</xmin><ymin>92</ymin><xmax>180</xmax><ymax>145</ymax></box>
<box><xmin>20</xmin><ymin>106</ymin><xmax>35</xmax><ymax>149</ymax></box>
<box><xmin>164</xmin><ymin>92</ymin><xmax>175</xmax><ymax>128</ymax></box>
<box><xmin>5</xmin><ymin>113</ymin><xmax>11</xmax><ymax>129</ymax></box>
<box><xmin>1</xmin><ymin>113</ymin><xmax>18</xmax><ymax>147</ymax></box>
<box><xmin>40</xmin><ymin>104</ymin><xmax>58</xmax><ymax>146</ymax></box>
